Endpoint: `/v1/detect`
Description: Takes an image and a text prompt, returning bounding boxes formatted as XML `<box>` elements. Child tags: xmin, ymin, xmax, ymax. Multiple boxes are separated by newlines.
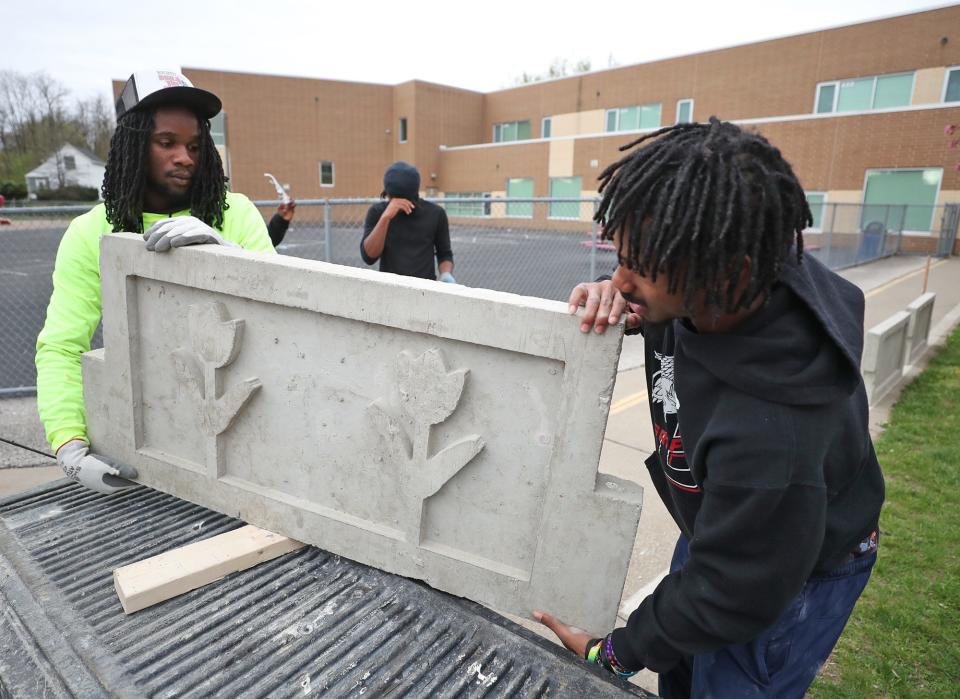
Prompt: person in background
<box><xmin>361</xmin><ymin>161</ymin><xmax>455</xmax><ymax>282</ymax></box>
<box><xmin>35</xmin><ymin>70</ymin><xmax>275</xmax><ymax>495</ymax></box>
<box><xmin>267</xmin><ymin>198</ymin><xmax>297</xmax><ymax>247</ymax></box>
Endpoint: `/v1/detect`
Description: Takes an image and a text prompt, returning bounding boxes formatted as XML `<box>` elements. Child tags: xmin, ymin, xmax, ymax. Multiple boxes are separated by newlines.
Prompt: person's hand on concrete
<box><xmin>568</xmin><ymin>280</ymin><xmax>640</xmax><ymax>334</ymax></box>
<box><xmin>382</xmin><ymin>197</ymin><xmax>415</xmax><ymax>221</ymax></box>
<box><xmin>144</xmin><ymin>216</ymin><xmax>240</xmax><ymax>252</ymax></box>
<box><xmin>439</xmin><ymin>271</ymin><xmax>456</xmax><ymax>283</ymax></box>
<box><xmin>277</xmin><ymin>199</ymin><xmax>297</xmax><ymax>222</ymax></box>
<box><xmin>533</xmin><ymin>610</ymin><xmax>593</xmax><ymax>658</ymax></box>
<box><xmin>56</xmin><ymin>439</ymin><xmax>139</xmax><ymax>495</ymax></box>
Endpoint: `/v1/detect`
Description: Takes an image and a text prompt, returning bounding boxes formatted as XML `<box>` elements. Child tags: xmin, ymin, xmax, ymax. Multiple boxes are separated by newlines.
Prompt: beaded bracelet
<box><xmin>584</xmin><ymin>634</ymin><xmax>637</xmax><ymax>678</ymax></box>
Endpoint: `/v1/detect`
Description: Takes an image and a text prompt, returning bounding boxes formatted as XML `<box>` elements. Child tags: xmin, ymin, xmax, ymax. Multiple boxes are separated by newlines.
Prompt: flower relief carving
<box><xmin>367</xmin><ymin>348</ymin><xmax>485</xmax><ymax>545</ymax></box>
<box><xmin>171</xmin><ymin>301</ymin><xmax>262</xmax><ymax>437</ymax></box>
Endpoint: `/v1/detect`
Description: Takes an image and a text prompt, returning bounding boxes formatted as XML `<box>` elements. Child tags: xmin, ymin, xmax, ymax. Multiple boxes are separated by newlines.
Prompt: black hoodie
<box><xmin>612</xmin><ymin>253</ymin><xmax>885</xmax><ymax>673</ymax></box>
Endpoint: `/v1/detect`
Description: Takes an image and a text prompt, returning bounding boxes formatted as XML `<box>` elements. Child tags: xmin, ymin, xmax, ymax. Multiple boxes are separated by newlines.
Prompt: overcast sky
<box><xmin>4</xmin><ymin>0</ymin><xmax>954</xmax><ymax>106</ymax></box>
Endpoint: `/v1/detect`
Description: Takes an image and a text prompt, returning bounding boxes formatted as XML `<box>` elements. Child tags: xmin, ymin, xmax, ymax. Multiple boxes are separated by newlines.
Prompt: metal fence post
<box><xmin>589</xmin><ymin>200</ymin><xmax>598</xmax><ymax>282</ymax></box>
<box><xmin>323</xmin><ymin>200</ymin><xmax>332</xmax><ymax>263</ymax></box>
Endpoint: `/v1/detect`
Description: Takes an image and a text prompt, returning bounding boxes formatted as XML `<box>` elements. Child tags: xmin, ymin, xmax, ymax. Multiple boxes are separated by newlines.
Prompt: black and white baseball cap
<box><xmin>115</xmin><ymin>70</ymin><xmax>221</xmax><ymax>121</ymax></box>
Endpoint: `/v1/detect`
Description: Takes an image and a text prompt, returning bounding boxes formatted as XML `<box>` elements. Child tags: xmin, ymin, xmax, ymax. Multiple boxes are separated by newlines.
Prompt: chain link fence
<box><xmin>2</xmin><ymin>199</ymin><xmax>956</xmax><ymax>394</ymax></box>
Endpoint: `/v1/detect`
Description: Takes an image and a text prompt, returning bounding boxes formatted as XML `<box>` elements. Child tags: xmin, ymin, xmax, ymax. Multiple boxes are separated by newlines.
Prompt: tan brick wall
<box><xmin>481</xmin><ymin>6</ymin><xmax>960</xmax><ymax>130</ymax></box>
<box><xmin>184</xmin><ymin>68</ymin><xmax>395</xmax><ymax>201</ymax></box>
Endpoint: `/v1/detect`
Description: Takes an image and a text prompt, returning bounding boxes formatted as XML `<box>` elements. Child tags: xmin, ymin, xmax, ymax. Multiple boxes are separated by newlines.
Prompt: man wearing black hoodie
<box><xmin>361</xmin><ymin>161</ymin><xmax>455</xmax><ymax>282</ymax></box>
<box><xmin>534</xmin><ymin>118</ymin><xmax>884</xmax><ymax>698</ymax></box>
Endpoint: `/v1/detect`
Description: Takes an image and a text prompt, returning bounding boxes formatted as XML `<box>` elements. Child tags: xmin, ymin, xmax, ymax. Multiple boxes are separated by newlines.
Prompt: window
<box><xmin>445</xmin><ymin>192</ymin><xmax>490</xmax><ymax>217</ymax></box>
<box><xmin>605</xmin><ymin>103</ymin><xmax>661</xmax><ymax>132</ymax></box>
<box><xmin>319</xmin><ymin>160</ymin><xmax>335</xmax><ymax>187</ymax></box>
<box><xmin>210</xmin><ymin>112</ymin><xmax>227</xmax><ymax>146</ymax></box>
<box><xmin>549</xmin><ymin>177</ymin><xmax>582</xmax><ymax>219</ymax></box>
<box><xmin>676</xmin><ymin>99</ymin><xmax>693</xmax><ymax>124</ymax></box>
<box><xmin>815</xmin><ymin>84</ymin><xmax>836</xmax><ymax>114</ymax></box>
<box><xmin>541</xmin><ymin>117</ymin><xmax>552</xmax><ymax>139</ymax></box>
<box><xmin>805</xmin><ymin>192</ymin><xmax>826</xmax><ymax>230</ymax></box>
<box><xmin>493</xmin><ymin>120</ymin><xmax>532</xmax><ymax>143</ymax></box>
<box><xmin>862</xmin><ymin>168</ymin><xmax>942</xmax><ymax>232</ymax></box>
<box><xmin>944</xmin><ymin>66</ymin><xmax>960</xmax><ymax>103</ymax></box>
<box><xmin>506</xmin><ymin>178</ymin><xmax>534</xmax><ymax>217</ymax></box>
<box><xmin>26</xmin><ymin>176</ymin><xmax>49</xmax><ymax>194</ymax></box>
<box><xmin>63</xmin><ymin>155</ymin><xmax>76</xmax><ymax>170</ymax></box>
<box><xmin>814</xmin><ymin>72</ymin><xmax>914</xmax><ymax>113</ymax></box>
<box><xmin>399</xmin><ymin>117</ymin><xmax>408</xmax><ymax>143</ymax></box>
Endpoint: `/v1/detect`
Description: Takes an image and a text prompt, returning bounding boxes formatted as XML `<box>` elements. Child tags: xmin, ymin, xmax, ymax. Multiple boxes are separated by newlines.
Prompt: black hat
<box><xmin>115</xmin><ymin>70</ymin><xmax>222</xmax><ymax>121</ymax></box>
<box><xmin>383</xmin><ymin>161</ymin><xmax>421</xmax><ymax>200</ymax></box>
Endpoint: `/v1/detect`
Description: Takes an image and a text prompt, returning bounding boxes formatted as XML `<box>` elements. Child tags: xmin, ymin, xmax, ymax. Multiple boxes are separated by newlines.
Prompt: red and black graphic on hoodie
<box><xmin>650</xmin><ymin>349</ymin><xmax>700</xmax><ymax>492</ymax></box>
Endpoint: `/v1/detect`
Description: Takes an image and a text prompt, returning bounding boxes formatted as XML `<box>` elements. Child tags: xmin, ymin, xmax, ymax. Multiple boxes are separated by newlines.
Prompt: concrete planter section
<box><xmin>905</xmin><ymin>293</ymin><xmax>936</xmax><ymax>366</ymax></box>
<box><xmin>862</xmin><ymin>310</ymin><xmax>910</xmax><ymax>405</ymax></box>
<box><xmin>82</xmin><ymin>234</ymin><xmax>642</xmax><ymax>631</ymax></box>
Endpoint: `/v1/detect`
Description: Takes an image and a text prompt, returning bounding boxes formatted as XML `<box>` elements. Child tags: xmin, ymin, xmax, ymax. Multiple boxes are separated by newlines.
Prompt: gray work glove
<box><xmin>144</xmin><ymin>215</ymin><xmax>240</xmax><ymax>252</ymax></box>
<box><xmin>56</xmin><ymin>439</ymin><xmax>139</xmax><ymax>495</ymax></box>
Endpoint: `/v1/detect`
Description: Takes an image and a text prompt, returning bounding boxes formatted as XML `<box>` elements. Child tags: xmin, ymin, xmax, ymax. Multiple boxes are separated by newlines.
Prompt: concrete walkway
<box><xmin>2</xmin><ymin>254</ymin><xmax>959</xmax><ymax>695</ymax></box>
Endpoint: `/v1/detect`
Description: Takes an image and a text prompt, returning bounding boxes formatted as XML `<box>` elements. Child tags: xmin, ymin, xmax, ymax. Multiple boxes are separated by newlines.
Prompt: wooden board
<box><xmin>113</xmin><ymin>525</ymin><xmax>305</xmax><ymax>614</ymax></box>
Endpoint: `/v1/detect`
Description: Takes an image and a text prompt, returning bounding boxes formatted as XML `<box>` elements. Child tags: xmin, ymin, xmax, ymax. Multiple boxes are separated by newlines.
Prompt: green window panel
<box><xmin>863</xmin><ymin>169</ymin><xmax>942</xmax><ymax>232</ymax></box>
<box><xmin>836</xmin><ymin>78</ymin><xmax>874</xmax><ymax>112</ymax></box>
<box><xmin>874</xmin><ymin>73</ymin><xmax>913</xmax><ymax>109</ymax></box>
<box><xmin>816</xmin><ymin>84</ymin><xmax>836</xmax><ymax>113</ymax></box>
<box><xmin>210</xmin><ymin>112</ymin><xmax>227</xmax><ymax>146</ymax></box>
<box><xmin>542</xmin><ymin>117</ymin><xmax>552</xmax><ymax>139</ymax></box>
<box><xmin>506</xmin><ymin>178</ymin><xmax>534</xmax><ymax>217</ymax></box>
<box><xmin>619</xmin><ymin>106</ymin><xmax>640</xmax><ymax>131</ymax></box>
<box><xmin>639</xmin><ymin>103</ymin><xmax>661</xmax><ymax>129</ymax></box>
<box><xmin>517</xmin><ymin>120</ymin><xmax>531</xmax><ymax>140</ymax></box>
<box><xmin>677</xmin><ymin>100</ymin><xmax>692</xmax><ymax>123</ymax></box>
<box><xmin>806</xmin><ymin>193</ymin><xmax>825</xmax><ymax>229</ymax></box>
<box><xmin>549</xmin><ymin>177</ymin><xmax>582</xmax><ymax>219</ymax></box>
<box><xmin>445</xmin><ymin>192</ymin><xmax>488</xmax><ymax>217</ymax></box>
<box><xmin>946</xmin><ymin>68</ymin><xmax>960</xmax><ymax>102</ymax></box>
<box><xmin>494</xmin><ymin>120</ymin><xmax>532</xmax><ymax>143</ymax></box>
<box><xmin>605</xmin><ymin>109</ymin><xmax>617</xmax><ymax>132</ymax></box>
<box><xmin>399</xmin><ymin>117</ymin><xmax>408</xmax><ymax>143</ymax></box>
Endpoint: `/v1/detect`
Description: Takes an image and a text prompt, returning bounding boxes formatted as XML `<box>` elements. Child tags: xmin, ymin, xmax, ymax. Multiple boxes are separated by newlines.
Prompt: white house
<box><xmin>24</xmin><ymin>143</ymin><xmax>105</xmax><ymax>198</ymax></box>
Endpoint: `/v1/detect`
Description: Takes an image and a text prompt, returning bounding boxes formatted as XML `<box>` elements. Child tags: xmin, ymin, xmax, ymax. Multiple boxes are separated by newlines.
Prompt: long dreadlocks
<box><xmin>596</xmin><ymin>117</ymin><xmax>811</xmax><ymax>314</ymax></box>
<box><xmin>101</xmin><ymin>108</ymin><xmax>228</xmax><ymax>234</ymax></box>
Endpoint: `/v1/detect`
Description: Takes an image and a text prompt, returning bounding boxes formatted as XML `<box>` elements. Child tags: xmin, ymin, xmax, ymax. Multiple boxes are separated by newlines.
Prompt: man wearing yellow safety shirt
<box><xmin>35</xmin><ymin>70</ymin><xmax>275</xmax><ymax>494</ymax></box>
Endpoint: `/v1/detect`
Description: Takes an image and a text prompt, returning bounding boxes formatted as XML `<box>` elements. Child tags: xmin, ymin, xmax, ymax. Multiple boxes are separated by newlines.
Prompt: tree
<box><xmin>514</xmin><ymin>57</ymin><xmax>593</xmax><ymax>85</ymax></box>
<box><xmin>0</xmin><ymin>70</ymin><xmax>114</xmax><ymax>187</ymax></box>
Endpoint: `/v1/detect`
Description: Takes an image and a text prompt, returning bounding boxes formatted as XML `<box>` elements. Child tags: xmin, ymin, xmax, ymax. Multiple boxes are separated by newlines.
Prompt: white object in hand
<box><xmin>264</xmin><ymin>172</ymin><xmax>291</xmax><ymax>204</ymax></box>
<box><xmin>143</xmin><ymin>216</ymin><xmax>239</xmax><ymax>252</ymax></box>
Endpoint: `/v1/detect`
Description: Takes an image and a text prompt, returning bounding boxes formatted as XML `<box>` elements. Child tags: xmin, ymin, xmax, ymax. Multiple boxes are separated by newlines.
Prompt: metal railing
<box><xmin>2</xmin><ymin>198</ymin><xmax>955</xmax><ymax>394</ymax></box>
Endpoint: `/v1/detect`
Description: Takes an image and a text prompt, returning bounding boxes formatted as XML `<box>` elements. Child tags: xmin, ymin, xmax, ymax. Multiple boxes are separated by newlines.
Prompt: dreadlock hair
<box><xmin>595</xmin><ymin>116</ymin><xmax>811</xmax><ymax>314</ymax></box>
<box><xmin>102</xmin><ymin>108</ymin><xmax>228</xmax><ymax>234</ymax></box>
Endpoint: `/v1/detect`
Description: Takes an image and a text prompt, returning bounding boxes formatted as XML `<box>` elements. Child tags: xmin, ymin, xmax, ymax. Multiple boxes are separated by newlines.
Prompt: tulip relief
<box><xmin>172</xmin><ymin>301</ymin><xmax>262</xmax><ymax>474</ymax></box>
<box><xmin>368</xmin><ymin>348</ymin><xmax>485</xmax><ymax>546</ymax></box>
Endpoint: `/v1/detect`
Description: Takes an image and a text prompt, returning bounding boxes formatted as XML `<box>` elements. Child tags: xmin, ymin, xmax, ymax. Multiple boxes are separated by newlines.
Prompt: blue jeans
<box><xmin>658</xmin><ymin>535</ymin><xmax>876</xmax><ymax>699</ymax></box>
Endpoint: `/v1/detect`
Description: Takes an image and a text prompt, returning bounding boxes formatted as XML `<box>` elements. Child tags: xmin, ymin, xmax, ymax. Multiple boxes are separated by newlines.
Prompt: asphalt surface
<box><xmin>1</xmin><ymin>220</ymin><xmax>615</xmax><ymax>391</ymax></box>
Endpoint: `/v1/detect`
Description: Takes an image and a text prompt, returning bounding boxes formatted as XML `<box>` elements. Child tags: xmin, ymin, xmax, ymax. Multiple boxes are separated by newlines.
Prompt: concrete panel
<box><xmin>82</xmin><ymin>234</ymin><xmax>642</xmax><ymax>632</ymax></box>
<box><xmin>548</xmin><ymin>139</ymin><xmax>575</xmax><ymax>178</ymax></box>
<box><xmin>905</xmin><ymin>292</ymin><xmax>936</xmax><ymax>365</ymax></box>
<box><xmin>551</xmin><ymin>110</ymin><xmax>606</xmax><ymax>138</ymax></box>
<box><xmin>912</xmin><ymin>67</ymin><xmax>944</xmax><ymax>105</ymax></box>
<box><xmin>862</xmin><ymin>310</ymin><xmax>910</xmax><ymax>404</ymax></box>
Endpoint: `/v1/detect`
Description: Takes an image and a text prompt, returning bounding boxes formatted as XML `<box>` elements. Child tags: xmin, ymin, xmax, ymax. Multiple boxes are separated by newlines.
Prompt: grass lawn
<box><xmin>810</xmin><ymin>328</ymin><xmax>960</xmax><ymax>698</ymax></box>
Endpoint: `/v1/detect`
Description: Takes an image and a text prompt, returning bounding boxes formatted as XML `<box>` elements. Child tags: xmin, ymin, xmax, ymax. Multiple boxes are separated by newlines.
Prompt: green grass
<box><xmin>810</xmin><ymin>328</ymin><xmax>960</xmax><ymax>699</ymax></box>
